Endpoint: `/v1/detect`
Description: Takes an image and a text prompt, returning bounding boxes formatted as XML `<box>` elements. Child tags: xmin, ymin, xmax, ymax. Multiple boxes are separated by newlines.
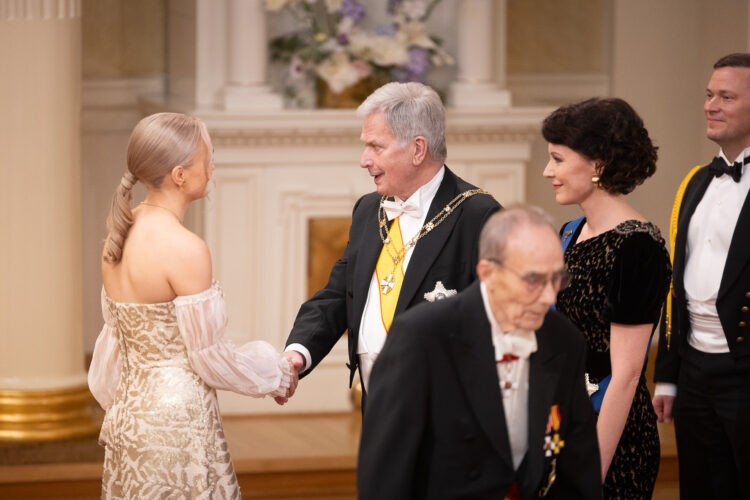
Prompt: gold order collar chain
<box><xmin>377</xmin><ymin>189</ymin><xmax>490</xmax><ymax>294</ymax></box>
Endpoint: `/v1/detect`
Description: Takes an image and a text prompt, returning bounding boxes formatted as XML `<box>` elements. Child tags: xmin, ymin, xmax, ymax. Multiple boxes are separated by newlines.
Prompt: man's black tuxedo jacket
<box><xmin>286</xmin><ymin>167</ymin><xmax>500</xmax><ymax>386</ymax></box>
<box><xmin>655</xmin><ymin>165</ymin><xmax>750</xmax><ymax>383</ymax></box>
<box><xmin>358</xmin><ymin>281</ymin><xmax>601</xmax><ymax>500</ymax></box>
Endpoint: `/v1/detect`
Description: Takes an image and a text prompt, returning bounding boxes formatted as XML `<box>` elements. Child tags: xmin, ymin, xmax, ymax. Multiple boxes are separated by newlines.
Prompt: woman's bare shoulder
<box><xmin>100</xmin><ymin>214</ymin><xmax>212</xmax><ymax>300</ymax></box>
<box><xmin>163</xmin><ymin>225</ymin><xmax>213</xmax><ymax>296</ymax></box>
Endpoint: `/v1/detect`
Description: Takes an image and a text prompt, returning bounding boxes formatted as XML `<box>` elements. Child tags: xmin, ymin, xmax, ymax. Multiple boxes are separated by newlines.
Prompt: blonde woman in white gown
<box><xmin>88</xmin><ymin>112</ymin><xmax>298</xmax><ymax>499</ymax></box>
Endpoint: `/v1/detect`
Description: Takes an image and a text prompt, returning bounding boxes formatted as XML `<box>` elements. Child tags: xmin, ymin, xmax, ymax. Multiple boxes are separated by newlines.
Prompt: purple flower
<box><xmin>341</xmin><ymin>0</ymin><xmax>366</xmax><ymax>23</ymax></box>
<box><xmin>375</xmin><ymin>23</ymin><xmax>396</xmax><ymax>37</ymax></box>
<box><xmin>407</xmin><ymin>47</ymin><xmax>429</xmax><ymax>80</ymax></box>
<box><xmin>337</xmin><ymin>32</ymin><xmax>350</xmax><ymax>45</ymax></box>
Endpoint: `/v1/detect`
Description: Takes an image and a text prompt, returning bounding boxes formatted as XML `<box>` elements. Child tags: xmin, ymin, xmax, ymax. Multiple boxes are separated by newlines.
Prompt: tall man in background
<box><xmin>279</xmin><ymin>82</ymin><xmax>500</xmax><ymax>403</ymax></box>
<box><xmin>653</xmin><ymin>53</ymin><xmax>750</xmax><ymax>499</ymax></box>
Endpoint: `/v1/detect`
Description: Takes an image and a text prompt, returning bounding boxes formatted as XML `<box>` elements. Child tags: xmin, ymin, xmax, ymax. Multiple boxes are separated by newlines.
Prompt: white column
<box><xmin>223</xmin><ymin>0</ymin><xmax>282</xmax><ymax>110</ymax></box>
<box><xmin>450</xmin><ymin>0</ymin><xmax>511</xmax><ymax>108</ymax></box>
<box><xmin>0</xmin><ymin>0</ymin><xmax>98</xmax><ymax>441</ymax></box>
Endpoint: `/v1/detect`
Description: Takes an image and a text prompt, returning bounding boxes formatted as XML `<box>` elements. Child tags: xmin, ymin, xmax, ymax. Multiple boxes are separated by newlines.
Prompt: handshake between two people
<box><xmin>273</xmin><ymin>350</ymin><xmax>305</xmax><ymax>406</ymax></box>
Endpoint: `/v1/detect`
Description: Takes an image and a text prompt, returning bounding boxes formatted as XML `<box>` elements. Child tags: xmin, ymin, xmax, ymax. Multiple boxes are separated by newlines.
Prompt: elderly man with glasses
<box><xmin>358</xmin><ymin>205</ymin><xmax>601</xmax><ymax>500</ymax></box>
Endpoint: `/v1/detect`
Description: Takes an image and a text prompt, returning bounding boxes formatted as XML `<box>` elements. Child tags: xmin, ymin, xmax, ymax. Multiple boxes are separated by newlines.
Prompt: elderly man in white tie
<box><xmin>278</xmin><ymin>82</ymin><xmax>501</xmax><ymax>406</ymax></box>
<box><xmin>358</xmin><ymin>205</ymin><xmax>601</xmax><ymax>500</ymax></box>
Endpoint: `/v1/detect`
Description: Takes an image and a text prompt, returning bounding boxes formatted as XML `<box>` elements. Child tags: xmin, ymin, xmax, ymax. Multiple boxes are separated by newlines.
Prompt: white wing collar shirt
<box><xmin>357</xmin><ymin>166</ymin><xmax>445</xmax><ymax>392</ymax></box>
<box><xmin>480</xmin><ymin>281</ymin><xmax>538</xmax><ymax>470</ymax></box>
<box><xmin>685</xmin><ymin>148</ymin><xmax>750</xmax><ymax>353</ymax></box>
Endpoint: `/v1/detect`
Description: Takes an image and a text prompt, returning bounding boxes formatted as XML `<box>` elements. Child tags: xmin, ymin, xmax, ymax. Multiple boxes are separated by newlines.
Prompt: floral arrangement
<box><xmin>266</xmin><ymin>0</ymin><xmax>453</xmax><ymax>105</ymax></box>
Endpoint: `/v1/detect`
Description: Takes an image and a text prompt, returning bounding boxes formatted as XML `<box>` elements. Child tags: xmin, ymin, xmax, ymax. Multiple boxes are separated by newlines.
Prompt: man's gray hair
<box><xmin>357</xmin><ymin>82</ymin><xmax>447</xmax><ymax>164</ymax></box>
<box><xmin>479</xmin><ymin>204</ymin><xmax>558</xmax><ymax>263</ymax></box>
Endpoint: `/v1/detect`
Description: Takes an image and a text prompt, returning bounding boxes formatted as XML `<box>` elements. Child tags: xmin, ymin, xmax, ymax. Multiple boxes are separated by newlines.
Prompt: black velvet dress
<box><xmin>556</xmin><ymin>219</ymin><xmax>671</xmax><ymax>500</ymax></box>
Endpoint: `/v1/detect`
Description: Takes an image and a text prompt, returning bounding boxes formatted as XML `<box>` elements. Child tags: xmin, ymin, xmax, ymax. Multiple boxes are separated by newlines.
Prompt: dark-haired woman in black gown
<box><xmin>542</xmin><ymin>98</ymin><xmax>671</xmax><ymax>499</ymax></box>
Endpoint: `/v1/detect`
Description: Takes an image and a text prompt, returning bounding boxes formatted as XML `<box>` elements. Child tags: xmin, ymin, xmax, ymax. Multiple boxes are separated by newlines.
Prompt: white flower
<box><xmin>397</xmin><ymin>0</ymin><xmax>428</xmax><ymax>20</ymax></box>
<box><xmin>397</xmin><ymin>19</ymin><xmax>436</xmax><ymax>50</ymax></box>
<box><xmin>315</xmin><ymin>51</ymin><xmax>362</xmax><ymax>93</ymax></box>
<box><xmin>325</xmin><ymin>0</ymin><xmax>343</xmax><ymax>13</ymax></box>
<box><xmin>370</xmin><ymin>36</ymin><xmax>410</xmax><ymax>66</ymax></box>
<box><xmin>430</xmin><ymin>49</ymin><xmax>454</xmax><ymax>67</ymax></box>
<box><xmin>337</xmin><ymin>16</ymin><xmax>355</xmax><ymax>35</ymax></box>
<box><xmin>349</xmin><ymin>31</ymin><xmax>409</xmax><ymax>67</ymax></box>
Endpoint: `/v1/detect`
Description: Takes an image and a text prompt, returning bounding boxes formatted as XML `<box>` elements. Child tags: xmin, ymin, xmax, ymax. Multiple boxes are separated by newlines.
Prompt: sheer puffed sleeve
<box><xmin>87</xmin><ymin>288</ymin><xmax>122</xmax><ymax>410</ymax></box>
<box><xmin>174</xmin><ymin>284</ymin><xmax>292</xmax><ymax>398</ymax></box>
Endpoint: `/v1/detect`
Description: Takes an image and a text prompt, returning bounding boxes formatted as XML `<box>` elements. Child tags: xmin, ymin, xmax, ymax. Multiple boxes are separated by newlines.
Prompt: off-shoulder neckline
<box><xmin>102</xmin><ymin>282</ymin><xmax>220</xmax><ymax>307</ymax></box>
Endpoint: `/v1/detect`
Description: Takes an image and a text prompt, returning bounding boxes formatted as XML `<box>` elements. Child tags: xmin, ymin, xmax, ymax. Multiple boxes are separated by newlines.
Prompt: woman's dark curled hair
<box><xmin>541</xmin><ymin>97</ymin><xmax>658</xmax><ymax>195</ymax></box>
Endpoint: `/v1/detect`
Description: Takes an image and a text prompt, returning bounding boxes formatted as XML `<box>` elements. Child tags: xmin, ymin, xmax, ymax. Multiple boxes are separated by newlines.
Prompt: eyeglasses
<box><xmin>486</xmin><ymin>258</ymin><xmax>570</xmax><ymax>294</ymax></box>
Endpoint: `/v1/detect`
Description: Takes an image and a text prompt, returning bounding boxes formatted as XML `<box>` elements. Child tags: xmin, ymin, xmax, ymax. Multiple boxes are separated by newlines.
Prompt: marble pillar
<box><xmin>0</xmin><ymin>0</ymin><xmax>99</xmax><ymax>441</ymax></box>
<box><xmin>223</xmin><ymin>0</ymin><xmax>283</xmax><ymax>110</ymax></box>
<box><xmin>451</xmin><ymin>0</ymin><xmax>512</xmax><ymax>108</ymax></box>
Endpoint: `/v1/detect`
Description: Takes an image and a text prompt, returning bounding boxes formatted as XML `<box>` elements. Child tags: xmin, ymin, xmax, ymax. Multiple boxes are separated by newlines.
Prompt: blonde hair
<box><xmin>103</xmin><ymin>112</ymin><xmax>212</xmax><ymax>263</ymax></box>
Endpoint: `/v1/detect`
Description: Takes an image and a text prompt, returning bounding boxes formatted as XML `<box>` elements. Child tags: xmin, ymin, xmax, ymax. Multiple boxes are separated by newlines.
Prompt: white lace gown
<box><xmin>88</xmin><ymin>283</ymin><xmax>292</xmax><ymax>499</ymax></box>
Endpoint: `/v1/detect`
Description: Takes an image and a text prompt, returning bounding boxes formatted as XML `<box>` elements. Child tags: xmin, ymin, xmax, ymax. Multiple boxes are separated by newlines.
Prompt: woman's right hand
<box><xmin>274</xmin><ymin>352</ymin><xmax>303</xmax><ymax>405</ymax></box>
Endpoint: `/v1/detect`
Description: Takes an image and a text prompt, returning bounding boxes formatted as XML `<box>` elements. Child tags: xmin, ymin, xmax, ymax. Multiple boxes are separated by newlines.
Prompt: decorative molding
<box><xmin>506</xmin><ymin>73</ymin><xmax>610</xmax><ymax>106</ymax></box>
<box><xmin>209</xmin><ymin>124</ymin><xmax>541</xmax><ymax>148</ymax></box>
<box><xmin>208</xmin><ymin>125</ymin><xmax>542</xmax><ymax>151</ymax></box>
<box><xmin>466</xmin><ymin>162</ymin><xmax>526</xmax><ymax>205</ymax></box>
<box><xmin>82</xmin><ymin>77</ymin><xmax>165</xmax><ymax>132</ymax></box>
<box><xmin>0</xmin><ymin>385</ymin><xmax>100</xmax><ymax>441</ymax></box>
<box><xmin>0</xmin><ymin>0</ymin><xmax>81</xmax><ymax>20</ymax></box>
<box><xmin>278</xmin><ymin>188</ymin><xmax>361</xmax><ymax>335</ymax></box>
<box><xmin>203</xmin><ymin>169</ymin><xmax>261</xmax><ymax>344</ymax></box>
<box><xmin>446</xmin><ymin>126</ymin><xmax>539</xmax><ymax>145</ymax></box>
<box><xmin>212</xmin><ymin>128</ymin><xmax>361</xmax><ymax>148</ymax></box>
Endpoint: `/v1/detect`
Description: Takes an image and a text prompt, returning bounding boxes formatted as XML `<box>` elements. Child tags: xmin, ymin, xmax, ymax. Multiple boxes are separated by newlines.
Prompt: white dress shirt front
<box><xmin>685</xmin><ymin>148</ymin><xmax>750</xmax><ymax>353</ymax></box>
<box><xmin>356</xmin><ymin>167</ymin><xmax>445</xmax><ymax>391</ymax></box>
<box><xmin>480</xmin><ymin>281</ymin><xmax>538</xmax><ymax>470</ymax></box>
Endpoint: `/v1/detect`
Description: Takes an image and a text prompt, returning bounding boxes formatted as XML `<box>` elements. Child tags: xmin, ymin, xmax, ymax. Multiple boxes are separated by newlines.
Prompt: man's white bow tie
<box><xmin>494</xmin><ymin>330</ymin><xmax>538</xmax><ymax>362</ymax></box>
<box><xmin>381</xmin><ymin>199</ymin><xmax>423</xmax><ymax>220</ymax></box>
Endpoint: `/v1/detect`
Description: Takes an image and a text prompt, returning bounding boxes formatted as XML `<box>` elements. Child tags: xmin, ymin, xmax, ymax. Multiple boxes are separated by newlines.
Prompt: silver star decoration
<box><xmin>423</xmin><ymin>281</ymin><xmax>457</xmax><ymax>302</ymax></box>
<box><xmin>584</xmin><ymin>373</ymin><xmax>599</xmax><ymax>396</ymax></box>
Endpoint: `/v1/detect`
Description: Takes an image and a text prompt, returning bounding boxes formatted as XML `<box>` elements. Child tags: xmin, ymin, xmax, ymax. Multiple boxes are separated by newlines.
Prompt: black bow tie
<box><xmin>708</xmin><ymin>156</ymin><xmax>745</xmax><ymax>182</ymax></box>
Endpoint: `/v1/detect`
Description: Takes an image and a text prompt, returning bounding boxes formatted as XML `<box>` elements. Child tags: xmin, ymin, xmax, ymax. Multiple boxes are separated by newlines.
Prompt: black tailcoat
<box><xmin>358</xmin><ymin>282</ymin><xmax>602</xmax><ymax>500</ymax></box>
<box><xmin>286</xmin><ymin>167</ymin><xmax>500</xmax><ymax>386</ymax></box>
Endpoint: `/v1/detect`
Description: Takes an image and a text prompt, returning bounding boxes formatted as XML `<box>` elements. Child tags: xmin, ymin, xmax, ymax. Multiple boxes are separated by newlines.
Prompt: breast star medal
<box><xmin>423</xmin><ymin>281</ymin><xmax>457</xmax><ymax>302</ymax></box>
<box><xmin>584</xmin><ymin>373</ymin><xmax>599</xmax><ymax>396</ymax></box>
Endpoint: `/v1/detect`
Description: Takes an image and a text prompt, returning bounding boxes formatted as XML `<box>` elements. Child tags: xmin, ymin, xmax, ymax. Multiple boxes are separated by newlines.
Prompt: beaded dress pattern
<box><xmin>98</xmin><ymin>295</ymin><xmax>240</xmax><ymax>499</ymax></box>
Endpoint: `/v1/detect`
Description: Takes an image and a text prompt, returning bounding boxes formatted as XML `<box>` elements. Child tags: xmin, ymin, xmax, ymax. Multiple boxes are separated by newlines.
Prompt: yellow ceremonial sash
<box><xmin>665</xmin><ymin>164</ymin><xmax>703</xmax><ymax>350</ymax></box>
<box><xmin>375</xmin><ymin>217</ymin><xmax>405</xmax><ymax>332</ymax></box>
